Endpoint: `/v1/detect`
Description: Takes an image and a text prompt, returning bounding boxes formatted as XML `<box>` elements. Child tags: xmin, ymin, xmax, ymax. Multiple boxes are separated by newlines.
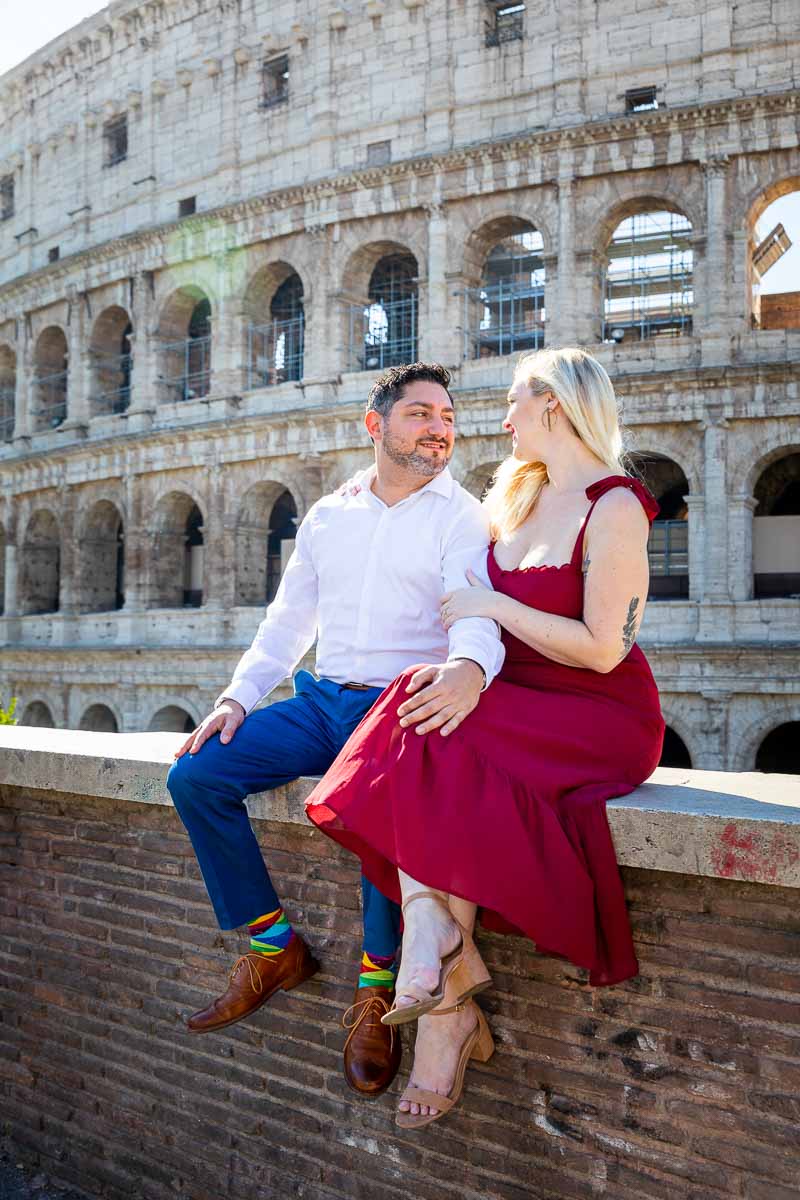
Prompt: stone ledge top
<box><xmin>1</xmin><ymin>726</ymin><xmax>799</xmax><ymax>889</ymax></box>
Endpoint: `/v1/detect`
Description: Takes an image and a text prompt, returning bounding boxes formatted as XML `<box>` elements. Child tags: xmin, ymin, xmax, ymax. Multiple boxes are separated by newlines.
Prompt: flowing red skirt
<box><xmin>306</xmin><ymin>655</ymin><xmax>664</xmax><ymax>987</ymax></box>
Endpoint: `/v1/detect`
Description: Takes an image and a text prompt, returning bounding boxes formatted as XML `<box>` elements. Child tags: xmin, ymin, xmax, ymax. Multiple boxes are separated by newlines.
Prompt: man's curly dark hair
<box><xmin>366</xmin><ymin>362</ymin><xmax>453</xmax><ymax>419</ymax></box>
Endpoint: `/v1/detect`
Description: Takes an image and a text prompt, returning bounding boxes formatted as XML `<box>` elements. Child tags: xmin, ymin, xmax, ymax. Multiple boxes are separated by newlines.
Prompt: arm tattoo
<box><xmin>582</xmin><ymin>554</ymin><xmax>591</xmax><ymax>577</ymax></box>
<box><xmin>620</xmin><ymin>596</ymin><xmax>640</xmax><ymax>658</ymax></box>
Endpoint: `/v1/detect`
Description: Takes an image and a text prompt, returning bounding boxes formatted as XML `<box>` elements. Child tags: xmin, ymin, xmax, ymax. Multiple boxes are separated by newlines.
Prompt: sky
<box><xmin>1</xmin><ymin>1</ymin><xmax>798</xmax><ymax>294</ymax></box>
<box><xmin>0</xmin><ymin>1</ymin><xmax>106</xmax><ymax>78</ymax></box>
<box><xmin>756</xmin><ymin>194</ymin><xmax>800</xmax><ymax>295</ymax></box>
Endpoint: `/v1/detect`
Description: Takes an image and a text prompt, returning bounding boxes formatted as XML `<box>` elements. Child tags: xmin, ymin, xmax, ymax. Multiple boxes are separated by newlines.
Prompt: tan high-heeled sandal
<box><xmin>395</xmin><ymin>999</ymin><xmax>495</xmax><ymax>1129</ymax></box>
<box><xmin>380</xmin><ymin>890</ymin><xmax>492</xmax><ymax>1027</ymax></box>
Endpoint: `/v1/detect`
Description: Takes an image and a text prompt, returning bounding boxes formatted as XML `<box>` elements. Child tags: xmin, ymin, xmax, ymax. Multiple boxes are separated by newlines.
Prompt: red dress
<box><xmin>306</xmin><ymin>476</ymin><xmax>665</xmax><ymax>986</ymax></box>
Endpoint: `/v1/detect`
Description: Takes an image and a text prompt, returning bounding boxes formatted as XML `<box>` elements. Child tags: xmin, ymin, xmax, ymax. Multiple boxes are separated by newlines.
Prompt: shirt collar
<box><xmin>355</xmin><ymin>463</ymin><xmax>454</xmax><ymax>502</ymax></box>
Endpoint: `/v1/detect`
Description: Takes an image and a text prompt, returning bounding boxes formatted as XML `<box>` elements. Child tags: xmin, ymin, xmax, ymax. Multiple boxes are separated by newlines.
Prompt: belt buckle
<box><xmin>343</xmin><ymin>681</ymin><xmax>370</xmax><ymax>690</ymax></box>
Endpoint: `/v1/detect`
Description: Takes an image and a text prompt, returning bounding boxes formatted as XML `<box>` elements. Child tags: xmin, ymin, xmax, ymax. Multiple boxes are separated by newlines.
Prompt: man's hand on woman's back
<box><xmin>174</xmin><ymin>699</ymin><xmax>246</xmax><ymax>759</ymax></box>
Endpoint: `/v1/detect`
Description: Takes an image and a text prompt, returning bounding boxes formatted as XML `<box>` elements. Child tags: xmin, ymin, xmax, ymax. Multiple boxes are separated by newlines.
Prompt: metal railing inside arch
<box><xmin>247</xmin><ymin>315</ymin><xmax>305</xmax><ymax>388</ymax></box>
<box><xmin>33</xmin><ymin>371</ymin><xmax>68</xmax><ymax>429</ymax></box>
<box><xmin>157</xmin><ymin>336</ymin><xmax>211</xmax><ymax>402</ymax></box>
<box><xmin>345</xmin><ymin>296</ymin><xmax>418</xmax><ymax>372</ymax></box>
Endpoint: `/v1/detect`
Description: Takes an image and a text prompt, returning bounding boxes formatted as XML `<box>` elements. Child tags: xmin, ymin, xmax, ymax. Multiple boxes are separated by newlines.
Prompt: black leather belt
<box><xmin>341</xmin><ymin>681</ymin><xmax>372</xmax><ymax>690</ymax></box>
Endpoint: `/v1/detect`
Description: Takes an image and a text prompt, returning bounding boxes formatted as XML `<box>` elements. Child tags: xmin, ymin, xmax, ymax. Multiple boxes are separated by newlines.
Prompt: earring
<box><xmin>542</xmin><ymin>406</ymin><xmax>553</xmax><ymax>432</ymax></box>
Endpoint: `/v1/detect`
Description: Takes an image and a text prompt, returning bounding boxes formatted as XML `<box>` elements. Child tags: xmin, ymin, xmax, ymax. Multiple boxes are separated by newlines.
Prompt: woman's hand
<box><xmin>440</xmin><ymin>569</ymin><xmax>498</xmax><ymax>629</ymax></box>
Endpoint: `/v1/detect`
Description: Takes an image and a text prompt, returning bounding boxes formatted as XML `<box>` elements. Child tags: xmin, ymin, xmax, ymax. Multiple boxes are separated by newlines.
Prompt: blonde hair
<box><xmin>483</xmin><ymin>347</ymin><xmax>630</xmax><ymax>541</ymax></box>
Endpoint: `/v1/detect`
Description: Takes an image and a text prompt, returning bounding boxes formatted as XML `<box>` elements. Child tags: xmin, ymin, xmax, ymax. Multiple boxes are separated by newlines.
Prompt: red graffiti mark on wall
<box><xmin>710</xmin><ymin>822</ymin><xmax>800</xmax><ymax>882</ymax></box>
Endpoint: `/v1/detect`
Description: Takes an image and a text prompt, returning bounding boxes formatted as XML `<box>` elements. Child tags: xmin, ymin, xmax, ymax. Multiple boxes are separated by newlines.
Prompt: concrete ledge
<box><xmin>1</xmin><ymin>725</ymin><xmax>799</xmax><ymax>889</ymax></box>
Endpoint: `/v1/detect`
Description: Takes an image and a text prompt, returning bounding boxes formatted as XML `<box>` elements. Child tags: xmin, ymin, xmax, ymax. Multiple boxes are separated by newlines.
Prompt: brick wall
<box><xmin>2</xmin><ymin>785</ymin><xmax>800</xmax><ymax>1200</ymax></box>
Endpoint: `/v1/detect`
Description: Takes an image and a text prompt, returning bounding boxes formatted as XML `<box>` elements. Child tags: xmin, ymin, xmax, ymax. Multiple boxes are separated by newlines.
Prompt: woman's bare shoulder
<box><xmin>585</xmin><ymin>486</ymin><xmax>651</xmax><ymax>543</ymax></box>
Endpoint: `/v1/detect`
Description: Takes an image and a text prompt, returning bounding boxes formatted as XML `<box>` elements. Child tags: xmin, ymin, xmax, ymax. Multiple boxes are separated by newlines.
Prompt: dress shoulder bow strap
<box><xmin>585</xmin><ymin>475</ymin><xmax>660</xmax><ymax>526</ymax></box>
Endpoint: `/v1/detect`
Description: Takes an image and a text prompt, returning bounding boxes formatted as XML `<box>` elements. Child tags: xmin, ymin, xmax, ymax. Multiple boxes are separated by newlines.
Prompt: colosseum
<box><xmin>0</xmin><ymin>0</ymin><xmax>797</xmax><ymax>772</ymax></box>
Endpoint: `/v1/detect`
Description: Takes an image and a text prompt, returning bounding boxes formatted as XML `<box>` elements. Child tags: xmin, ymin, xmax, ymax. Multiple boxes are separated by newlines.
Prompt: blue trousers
<box><xmin>166</xmin><ymin>670</ymin><xmax>402</xmax><ymax>958</ymax></box>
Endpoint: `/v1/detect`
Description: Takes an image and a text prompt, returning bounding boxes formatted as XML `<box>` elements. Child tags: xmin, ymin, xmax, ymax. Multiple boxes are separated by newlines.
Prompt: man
<box><xmin>167</xmin><ymin>361</ymin><xmax>503</xmax><ymax>1098</ymax></box>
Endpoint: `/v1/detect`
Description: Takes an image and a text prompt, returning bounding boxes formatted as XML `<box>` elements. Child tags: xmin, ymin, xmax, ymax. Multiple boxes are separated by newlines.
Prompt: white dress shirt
<box><xmin>219</xmin><ymin>464</ymin><xmax>505</xmax><ymax>715</ymax></box>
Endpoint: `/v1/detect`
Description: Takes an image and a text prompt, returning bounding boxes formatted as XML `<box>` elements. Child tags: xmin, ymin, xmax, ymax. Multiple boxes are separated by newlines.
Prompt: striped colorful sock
<box><xmin>358</xmin><ymin>950</ymin><xmax>398</xmax><ymax>990</ymax></box>
<box><xmin>247</xmin><ymin>907</ymin><xmax>295</xmax><ymax>957</ymax></box>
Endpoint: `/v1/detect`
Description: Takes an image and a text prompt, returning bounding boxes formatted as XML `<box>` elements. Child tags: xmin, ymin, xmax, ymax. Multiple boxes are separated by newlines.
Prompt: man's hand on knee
<box><xmin>174</xmin><ymin>699</ymin><xmax>246</xmax><ymax>759</ymax></box>
<box><xmin>396</xmin><ymin>660</ymin><xmax>484</xmax><ymax>737</ymax></box>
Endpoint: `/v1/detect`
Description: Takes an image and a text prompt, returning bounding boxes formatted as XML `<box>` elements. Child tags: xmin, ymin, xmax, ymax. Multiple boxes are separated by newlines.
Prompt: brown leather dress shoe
<box><xmin>187</xmin><ymin>935</ymin><xmax>319</xmax><ymax>1033</ymax></box>
<box><xmin>342</xmin><ymin>985</ymin><xmax>402</xmax><ymax>1097</ymax></box>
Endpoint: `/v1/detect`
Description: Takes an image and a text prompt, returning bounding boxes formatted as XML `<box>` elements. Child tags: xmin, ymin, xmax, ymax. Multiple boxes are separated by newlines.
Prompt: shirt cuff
<box><xmin>446</xmin><ymin>642</ymin><xmax>500</xmax><ymax>691</ymax></box>
<box><xmin>214</xmin><ymin>679</ymin><xmax>263</xmax><ymax>716</ymax></box>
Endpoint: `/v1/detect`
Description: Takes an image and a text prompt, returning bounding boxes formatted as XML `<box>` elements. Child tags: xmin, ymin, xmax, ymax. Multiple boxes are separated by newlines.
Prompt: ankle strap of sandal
<box><xmin>400</xmin><ymin>889</ymin><xmax>448</xmax><ymax>915</ymax></box>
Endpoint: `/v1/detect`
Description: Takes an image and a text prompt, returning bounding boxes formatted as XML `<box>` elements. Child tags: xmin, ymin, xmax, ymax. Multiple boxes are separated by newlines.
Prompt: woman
<box><xmin>306</xmin><ymin>347</ymin><xmax>665</xmax><ymax>1127</ymax></box>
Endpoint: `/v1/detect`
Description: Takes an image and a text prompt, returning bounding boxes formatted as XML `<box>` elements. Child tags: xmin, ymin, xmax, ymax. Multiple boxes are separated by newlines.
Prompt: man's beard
<box><xmin>382</xmin><ymin>430</ymin><xmax>451</xmax><ymax>477</ymax></box>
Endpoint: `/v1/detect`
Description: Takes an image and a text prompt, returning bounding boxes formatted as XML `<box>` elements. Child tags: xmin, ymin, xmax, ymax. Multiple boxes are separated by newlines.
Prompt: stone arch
<box><xmin>242</xmin><ymin>261</ymin><xmax>306</xmax><ymax>387</ymax></box>
<box><xmin>734</xmin><ymin>704</ymin><xmax>800</xmax><ymax>773</ymax></box>
<box><xmin>599</xmin><ymin>198</ymin><xmax>694</xmax><ymax>343</ymax></box>
<box><xmin>89</xmin><ymin>304</ymin><xmax>133</xmax><ymax>417</ymax></box>
<box><xmin>659</xmin><ymin>725</ymin><xmax>692</xmax><ymax>768</ymax></box>
<box><xmin>0</xmin><ymin>342</ymin><xmax>16</xmax><ymax>441</ymax></box>
<box><xmin>0</xmin><ymin>521</ymin><xmax>6</xmax><ymax>615</ymax></box>
<box><xmin>746</xmin><ymin>175</ymin><xmax>800</xmax><ymax>331</ymax></box>
<box><xmin>744</xmin><ymin>173</ymin><xmax>800</xmax><ymax>236</ymax></box>
<box><xmin>347</xmin><ymin>243</ymin><xmax>420</xmax><ymax>372</ymax></box>
<box><xmin>20</xmin><ymin>508</ymin><xmax>60</xmax><ymax>615</ymax></box>
<box><xmin>147</xmin><ymin>704</ymin><xmax>197</xmax><ymax>733</ymax></box>
<box><xmin>751</xmin><ymin>449</ymin><xmax>800</xmax><ymax>599</ymax></box>
<box><xmin>462</xmin><ymin>208</ymin><xmax>555</xmax><ymax>279</ymax></box>
<box><xmin>79</xmin><ymin>703</ymin><xmax>119</xmax><ymax>733</ymax></box>
<box><xmin>741</xmin><ymin>436</ymin><xmax>800</xmax><ymax>499</ymax></box>
<box><xmin>656</xmin><ymin>703</ymin><xmax>696</xmax><ymax>766</ymax></box>
<box><xmin>630</xmin><ymin>452</ymin><xmax>690</xmax><ymax>600</ymax></box>
<box><xmin>590</xmin><ymin>189</ymin><xmax>704</xmax><ymax>255</ymax></box>
<box><xmin>78</xmin><ymin>499</ymin><xmax>125</xmax><ymax>612</ymax></box>
<box><xmin>462</xmin><ymin>215</ymin><xmax>546</xmax><ymax>359</ymax></box>
<box><xmin>755</xmin><ymin>722</ymin><xmax>799</xmax><ymax>775</ymax></box>
<box><xmin>32</xmin><ymin>325</ymin><xmax>68</xmax><ymax>430</ymax></box>
<box><xmin>235</xmin><ymin>481</ymin><xmax>299</xmax><ymax>606</ymax></box>
<box><xmin>338</xmin><ymin>226</ymin><xmax>427</xmax><ymax>296</ymax></box>
<box><xmin>461</xmin><ymin>461</ymin><xmax>502</xmax><ymax>502</ymax></box>
<box><xmin>154</xmin><ymin>285</ymin><xmax>213</xmax><ymax>403</ymax></box>
<box><xmin>149</xmin><ymin>491</ymin><xmax>206</xmax><ymax>608</ymax></box>
<box><xmin>241</xmin><ymin>259</ymin><xmax>313</xmax><ymax>315</ymax></box>
<box><xmin>20</xmin><ymin>699</ymin><xmax>55</xmax><ymax>728</ymax></box>
<box><xmin>334</xmin><ymin>223</ymin><xmax>426</xmax><ymax>373</ymax></box>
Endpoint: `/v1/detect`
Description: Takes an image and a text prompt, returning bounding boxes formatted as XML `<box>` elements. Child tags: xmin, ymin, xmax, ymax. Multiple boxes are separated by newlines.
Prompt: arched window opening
<box><xmin>659</xmin><ymin>726</ymin><xmax>692</xmax><ymax>768</ymax></box>
<box><xmin>603</xmin><ymin>210</ymin><xmax>693</xmax><ymax>344</ymax></box>
<box><xmin>266</xmin><ymin>490</ymin><xmax>298</xmax><ymax>602</ymax></box>
<box><xmin>350</xmin><ymin>253</ymin><xmax>418</xmax><ymax>372</ymax></box>
<box><xmin>90</xmin><ymin>307</ymin><xmax>133</xmax><ymax>417</ymax></box>
<box><xmin>148</xmin><ymin>705</ymin><xmax>195</xmax><ymax>734</ymax></box>
<box><xmin>21</xmin><ymin>701</ymin><xmax>55</xmax><ymax>728</ymax></box>
<box><xmin>753</xmin><ymin>453</ymin><xmax>800</xmax><ymax>598</ymax></box>
<box><xmin>755</xmin><ymin>723</ymin><xmax>799</xmax><ymax>774</ymax></box>
<box><xmin>33</xmin><ymin>327</ymin><xmax>68</xmax><ymax>430</ymax></box>
<box><xmin>751</xmin><ymin>190</ymin><xmax>800</xmax><ymax>331</ymax></box>
<box><xmin>0</xmin><ymin>524</ymin><xmax>6</xmax><ymax>615</ymax></box>
<box><xmin>20</xmin><ymin>510</ymin><xmax>60</xmax><ymax>615</ymax></box>
<box><xmin>247</xmin><ymin>272</ymin><xmax>305</xmax><ymax>388</ymax></box>
<box><xmin>80</xmin><ymin>502</ymin><xmax>125</xmax><ymax>612</ymax></box>
<box><xmin>159</xmin><ymin>291</ymin><xmax>212</xmax><ymax>403</ymax></box>
<box><xmin>116</xmin><ymin>523</ymin><xmax>125</xmax><ymax>610</ymax></box>
<box><xmin>79</xmin><ymin>704</ymin><xmax>119</xmax><ymax>733</ymax></box>
<box><xmin>151</xmin><ymin>493</ymin><xmax>205</xmax><ymax>609</ymax></box>
<box><xmin>632</xmin><ymin>455</ymin><xmax>689</xmax><ymax>600</ymax></box>
<box><xmin>0</xmin><ymin>345</ymin><xmax>16</xmax><ymax>441</ymax></box>
<box><xmin>235</xmin><ymin>483</ymin><xmax>299</xmax><ymax>606</ymax></box>
<box><xmin>466</xmin><ymin>227</ymin><xmax>545</xmax><ymax>359</ymax></box>
<box><xmin>183</xmin><ymin>504</ymin><xmax>204</xmax><ymax>607</ymax></box>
